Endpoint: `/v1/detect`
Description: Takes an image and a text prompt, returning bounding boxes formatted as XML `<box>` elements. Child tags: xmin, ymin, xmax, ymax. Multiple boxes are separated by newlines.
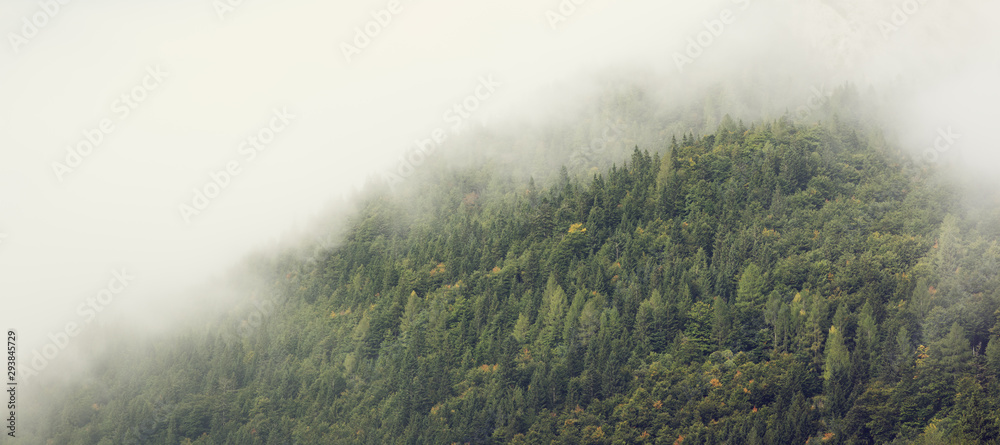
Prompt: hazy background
<box><xmin>1</xmin><ymin>0</ymin><xmax>998</xmax><ymax>403</ymax></box>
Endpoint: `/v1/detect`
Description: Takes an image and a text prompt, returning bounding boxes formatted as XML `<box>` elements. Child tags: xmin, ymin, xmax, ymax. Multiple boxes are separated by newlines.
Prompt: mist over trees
<box><xmin>5</xmin><ymin>1</ymin><xmax>1000</xmax><ymax>443</ymax></box>
<box><xmin>26</xmin><ymin>88</ymin><xmax>1000</xmax><ymax>444</ymax></box>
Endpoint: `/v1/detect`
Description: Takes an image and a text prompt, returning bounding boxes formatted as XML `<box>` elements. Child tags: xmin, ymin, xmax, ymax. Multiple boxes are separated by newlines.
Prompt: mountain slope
<box><xmin>36</xmin><ymin>114</ymin><xmax>1000</xmax><ymax>444</ymax></box>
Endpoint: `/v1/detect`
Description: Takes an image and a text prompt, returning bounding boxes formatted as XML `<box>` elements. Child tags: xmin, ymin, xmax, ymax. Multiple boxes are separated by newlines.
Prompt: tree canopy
<box><xmin>32</xmin><ymin>109</ymin><xmax>1000</xmax><ymax>444</ymax></box>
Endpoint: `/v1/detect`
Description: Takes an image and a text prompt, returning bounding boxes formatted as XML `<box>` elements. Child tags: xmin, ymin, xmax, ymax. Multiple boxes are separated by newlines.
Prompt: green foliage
<box><xmin>35</xmin><ymin>112</ymin><xmax>1000</xmax><ymax>444</ymax></box>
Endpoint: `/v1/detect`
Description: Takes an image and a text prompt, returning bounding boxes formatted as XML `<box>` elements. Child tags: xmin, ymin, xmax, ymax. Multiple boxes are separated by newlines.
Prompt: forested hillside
<box><xmin>36</xmin><ymin>114</ymin><xmax>1000</xmax><ymax>444</ymax></box>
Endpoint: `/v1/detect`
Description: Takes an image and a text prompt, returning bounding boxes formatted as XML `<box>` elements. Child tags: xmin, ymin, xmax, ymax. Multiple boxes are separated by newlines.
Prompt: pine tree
<box><xmin>823</xmin><ymin>324</ymin><xmax>851</xmax><ymax>415</ymax></box>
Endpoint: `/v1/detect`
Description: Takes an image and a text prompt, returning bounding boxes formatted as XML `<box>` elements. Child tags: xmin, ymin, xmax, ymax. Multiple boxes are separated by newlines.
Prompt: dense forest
<box><xmin>31</xmin><ymin>101</ymin><xmax>1000</xmax><ymax>444</ymax></box>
